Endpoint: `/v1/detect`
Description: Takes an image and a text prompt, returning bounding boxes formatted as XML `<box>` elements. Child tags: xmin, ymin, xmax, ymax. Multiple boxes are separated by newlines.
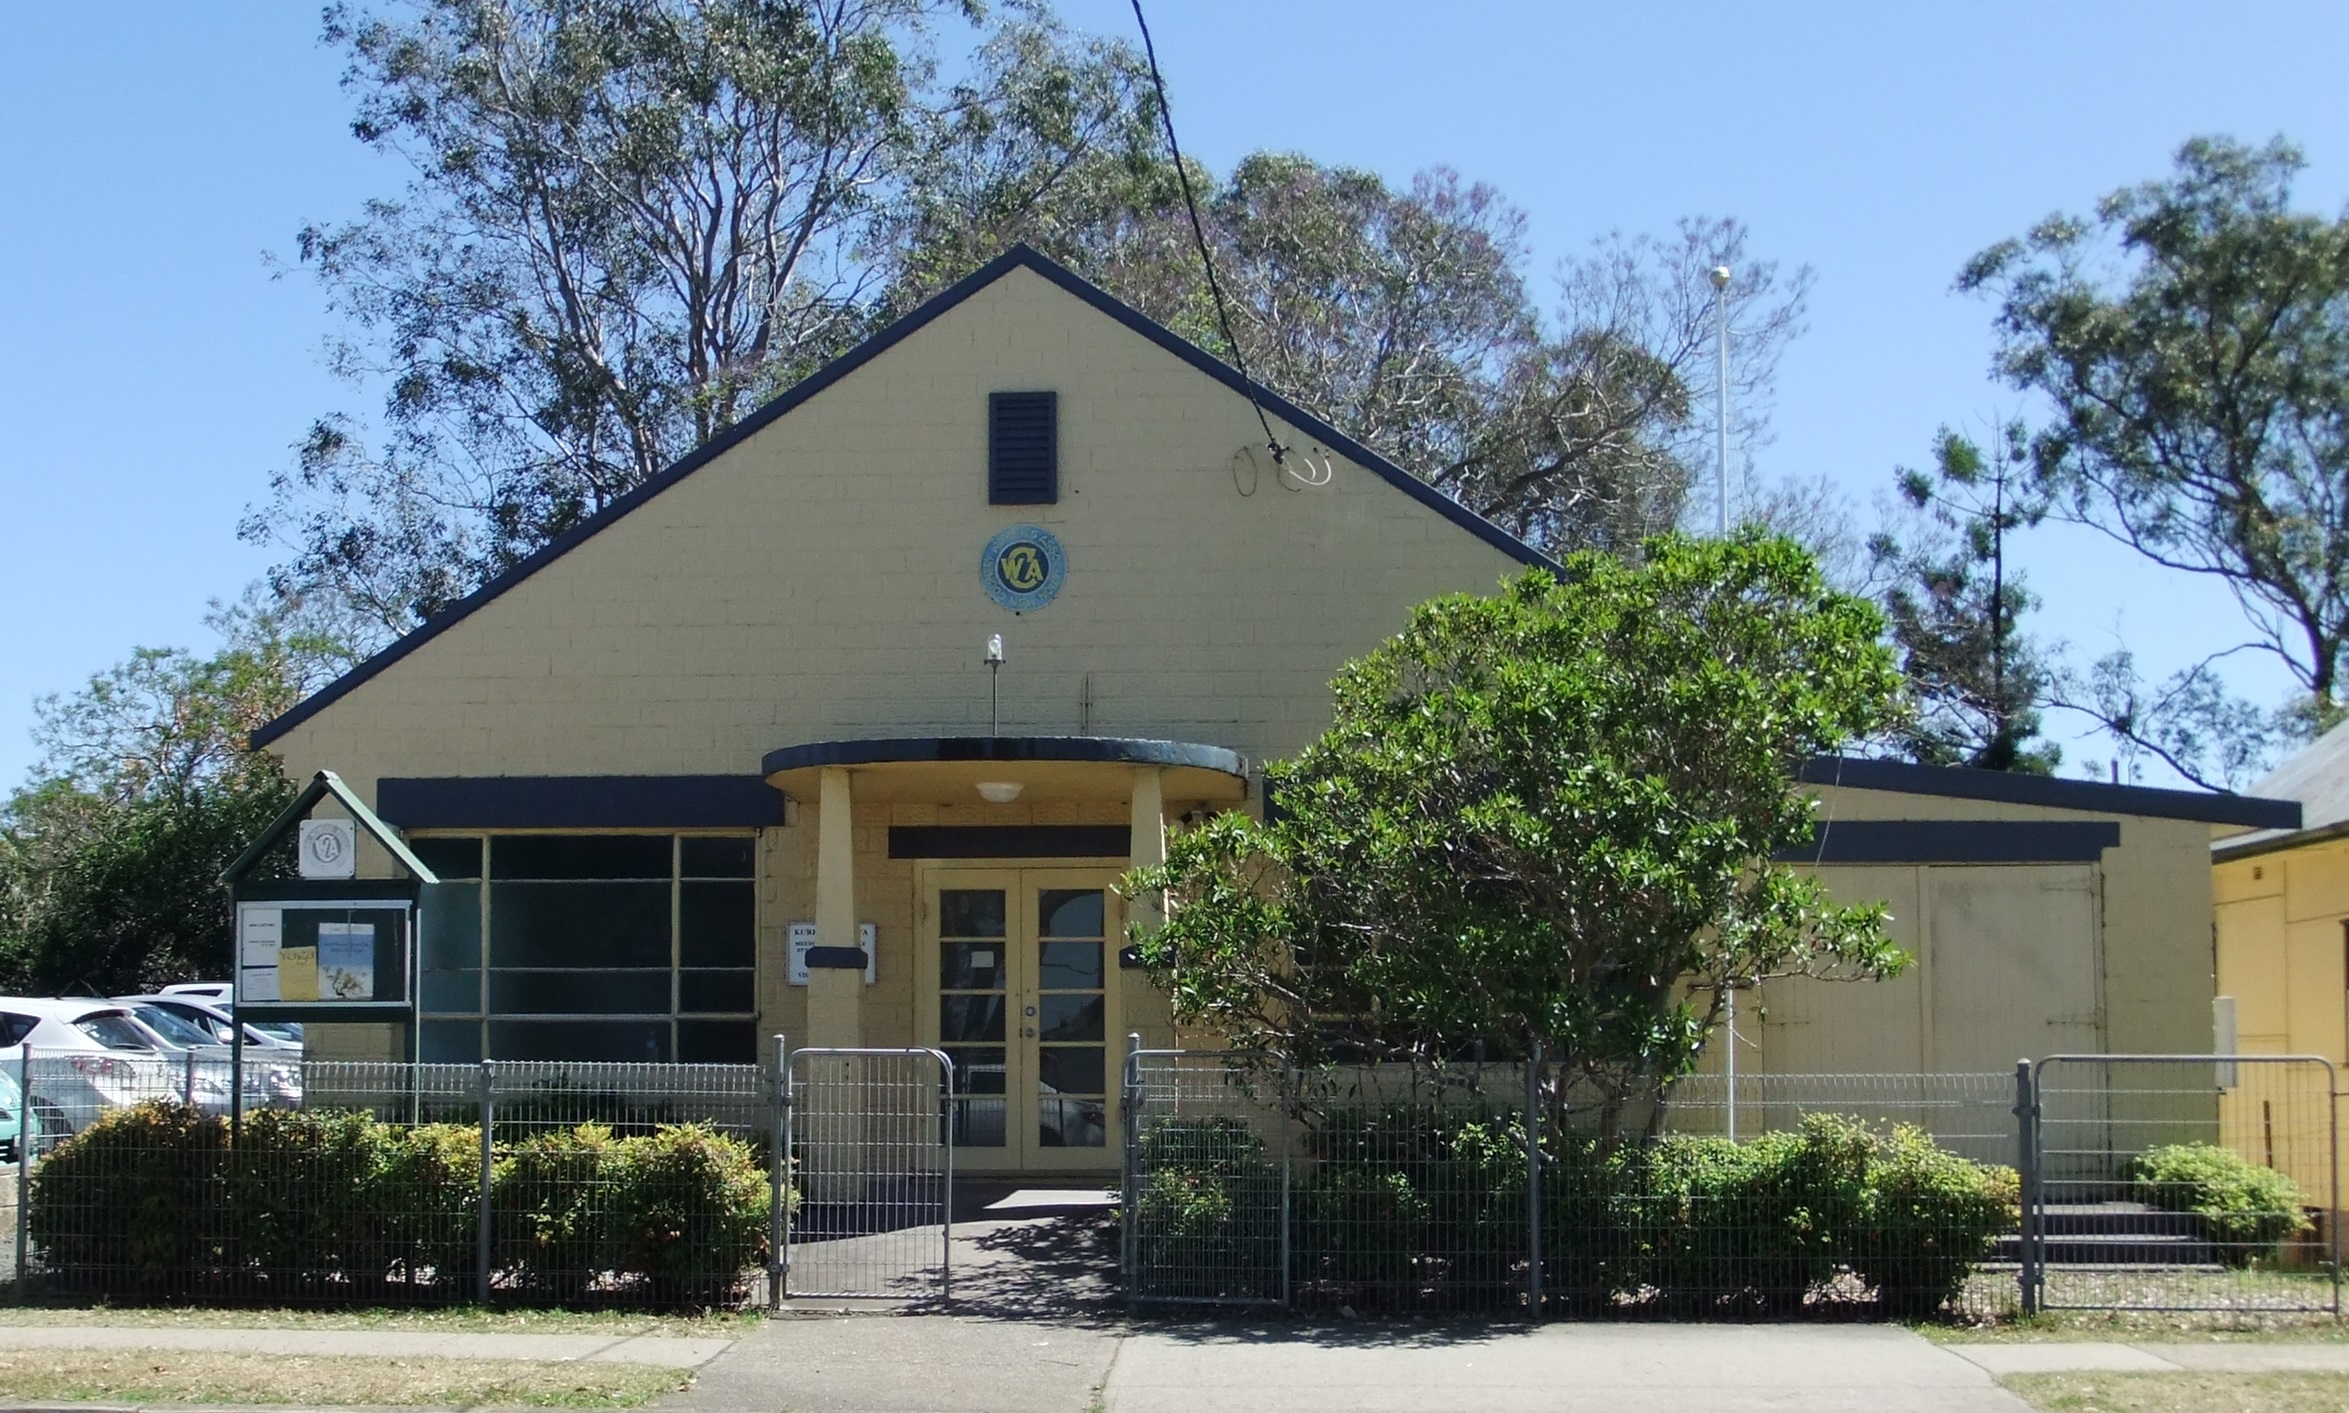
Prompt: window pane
<box><xmin>939</xmin><ymin>889</ymin><xmax>1005</xmax><ymax>938</ymax></box>
<box><xmin>940</xmin><ymin>942</ymin><xmax>1005</xmax><ymax>991</ymax></box>
<box><xmin>491</xmin><ymin>835</ymin><xmax>671</xmax><ymax>880</ymax></box>
<box><xmin>945</xmin><ymin>1047</ymin><xmax>1007</xmax><ymax>1094</ymax></box>
<box><xmin>1038</xmin><ymin>889</ymin><xmax>1104</xmax><ymax>938</ymax></box>
<box><xmin>680</xmin><ymin>837</ymin><xmax>755</xmax><ymax>878</ymax></box>
<box><xmin>1038</xmin><ymin>1046</ymin><xmax>1104</xmax><ymax>1096</ymax></box>
<box><xmin>680</xmin><ymin>969</ymin><xmax>753</xmax><ymax>1014</ymax></box>
<box><xmin>490</xmin><ymin>881</ymin><xmax>669</xmax><ymax>967</ymax></box>
<box><xmin>489</xmin><ymin>1019</ymin><xmax>670</xmax><ymax>1062</ymax></box>
<box><xmin>680</xmin><ymin>882</ymin><xmax>754</xmax><ymax>966</ymax></box>
<box><xmin>489</xmin><ymin>970</ymin><xmax>671</xmax><ymax>1015</ymax></box>
<box><xmin>1039</xmin><ymin>1097</ymin><xmax>1106</xmax><ymax>1148</ymax></box>
<box><xmin>1038</xmin><ymin>994</ymin><xmax>1104</xmax><ymax>1043</ymax></box>
<box><xmin>410</xmin><ymin>836</ymin><xmax>483</xmax><ymax>881</ymax></box>
<box><xmin>420</xmin><ymin>882</ymin><xmax>482</xmax><ymax>969</ymax></box>
<box><xmin>1038</xmin><ymin>941</ymin><xmax>1101</xmax><ymax>991</ymax></box>
<box><xmin>421</xmin><ymin>1020</ymin><xmax>482</xmax><ymax>1064</ymax></box>
<box><xmin>420</xmin><ymin>970</ymin><xmax>482</xmax><ymax>1013</ymax></box>
<box><xmin>679</xmin><ymin>1020</ymin><xmax>756</xmax><ymax>1064</ymax></box>
<box><xmin>940</xmin><ymin>995</ymin><xmax>1006</xmax><ymax>1043</ymax></box>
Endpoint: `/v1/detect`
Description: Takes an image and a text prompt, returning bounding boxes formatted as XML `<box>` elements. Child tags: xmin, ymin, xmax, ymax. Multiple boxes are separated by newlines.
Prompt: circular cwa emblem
<box><xmin>981</xmin><ymin>524</ymin><xmax>1066</xmax><ymax>612</ymax></box>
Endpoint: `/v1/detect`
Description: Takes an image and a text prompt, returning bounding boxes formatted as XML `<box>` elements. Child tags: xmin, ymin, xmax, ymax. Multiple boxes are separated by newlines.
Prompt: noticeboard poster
<box><xmin>236</xmin><ymin>900</ymin><xmax>408</xmax><ymax>1009</ymax></box>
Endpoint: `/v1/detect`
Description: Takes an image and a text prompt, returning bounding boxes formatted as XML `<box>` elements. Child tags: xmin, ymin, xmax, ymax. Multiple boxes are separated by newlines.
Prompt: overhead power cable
<box><xmin>1127</xmin><ymin>0</ymin><xmax>1288</xmax><ymax>467</ymax></box>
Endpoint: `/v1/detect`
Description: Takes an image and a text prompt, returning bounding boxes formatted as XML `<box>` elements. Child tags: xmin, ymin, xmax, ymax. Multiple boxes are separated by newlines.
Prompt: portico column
<box><xmin>1128</xmin><ymin>766</ymin><xmax>1166</xmax><ymax>931</ymax></box>
<box><xmin>806</xmin><ymin>766</ymin><xmax>863</xmax><ymax>1050</ymax></box>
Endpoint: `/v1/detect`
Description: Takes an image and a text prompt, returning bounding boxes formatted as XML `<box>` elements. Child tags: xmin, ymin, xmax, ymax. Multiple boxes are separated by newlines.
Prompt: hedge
<box><xmin>1147</xmin><ymin>1108</ymin><xmax>2017</xmax><ymax>1317</ymax></box>
<box><xmin>2130</xmin><ymin>1142</ymin><xmax>2311</xmax><ymax>1261</ymax></box>
<box><xmin>28</xmin><ymin>1102</ymin><xmax>771</xmax><ymax>1306</ymax></box>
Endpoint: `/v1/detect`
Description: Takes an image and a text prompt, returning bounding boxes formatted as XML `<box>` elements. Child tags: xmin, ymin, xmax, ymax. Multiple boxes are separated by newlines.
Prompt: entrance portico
<box><xmin>763</xmin><ymin>736</ymin><xmax>1246</xmax><ymax>1174</ymax></box>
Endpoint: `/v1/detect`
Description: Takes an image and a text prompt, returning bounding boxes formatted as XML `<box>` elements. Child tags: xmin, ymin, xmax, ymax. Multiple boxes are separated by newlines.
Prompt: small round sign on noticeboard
<box><xmin>981</xmin><ymin>524</ymin><xmax>1066</xmax><ymax>612</ymax></box>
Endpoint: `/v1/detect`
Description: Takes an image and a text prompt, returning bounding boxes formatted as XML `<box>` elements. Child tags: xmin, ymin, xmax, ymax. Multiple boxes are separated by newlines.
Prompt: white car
<box><xmin>156</xmin><ymin>983</ymin><xmax>304</xmax><ymax>1047</ymax></box>
<box><xmin>112</xmin><ymin>998</ymin><xmax>302</xmax><ymax>1109</ymax></box>
<box><xmin>0</xmin><ymin>998</ymin><xmax>226</xmax><ymax>1132</ymax></box>
<box><xmin>115</xmin><ymin>996</ymin><xmax>301</xmax><ymax>1052</ymax></box>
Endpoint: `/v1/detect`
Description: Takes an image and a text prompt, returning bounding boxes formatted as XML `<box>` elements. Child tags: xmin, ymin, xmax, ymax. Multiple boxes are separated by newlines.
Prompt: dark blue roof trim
<box><xmin>1799</xmin><ymin>755</ymin><xmax>2300</xmax><ymax>830</ymax></box>
<box><xmin>889</xmin><ymin>825</ymin><xmax>1132</xmax><ymax>859</ymax></box>
<box><xmin>252</xmin><ymin>246</ymin><xmax>1549</xmax><ymax>750</ymax></box>
<box><xmin>1777</xmin><ymin>819</ymin><xmax>2121</xmax><ymax>865</ymax></box>
<box><xmin>377</xmin><ymin>776</ymin><xmax>785</xmax><ymax>829</ymax></box>
<box><xmin>762</xmin><ymin>735</ymin><xmax>1245</xmax><ymax>779</ymax></box>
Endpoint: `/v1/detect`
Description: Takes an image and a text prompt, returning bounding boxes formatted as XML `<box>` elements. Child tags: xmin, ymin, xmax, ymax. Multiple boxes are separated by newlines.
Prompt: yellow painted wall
<box><xmin>2214</xmin><ymin>841</ymin><xmax>2347</xmax><ymax>1063</ymax></box>
<box><xmin>275</xmin><ymin>265</ymin><xmax>1522</xmax><ymax>1058</ymax></box>
<box><xmin>1719</xmin><ymin>785</ymin><xmax>2221</xmax><ymax>1078</ymax></box>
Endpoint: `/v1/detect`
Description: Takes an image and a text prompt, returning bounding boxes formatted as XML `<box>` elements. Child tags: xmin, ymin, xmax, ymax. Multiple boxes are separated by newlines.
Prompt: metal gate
<box><xmin>1121</xmin><ymin>1047</ymin><xmax>1290</xmax><ymax>1306</ymax></box>
<box><xmin>2024</xmin><ymin>1054</ymin><xmax>2340</xmax><ymax>1316</ymax></box>
<box><xmin>781</xmin><ymin>1047</ymin><xmax>954</xmax><ymax>1302</ymax></box>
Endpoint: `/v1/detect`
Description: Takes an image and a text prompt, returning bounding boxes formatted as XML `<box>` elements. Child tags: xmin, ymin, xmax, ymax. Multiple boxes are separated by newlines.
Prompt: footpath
<box><xmin>0</xmin><ymin>1317</ymin><xmax>2341</xmax><ymax>1410</ymax></box>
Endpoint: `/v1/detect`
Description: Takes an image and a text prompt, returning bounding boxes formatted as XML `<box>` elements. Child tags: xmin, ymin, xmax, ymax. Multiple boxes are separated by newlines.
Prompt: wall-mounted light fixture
<box><xmin>976</xmin><ymin>781</ymin><xmax>1023</xmax><ymax>804</ymax></box>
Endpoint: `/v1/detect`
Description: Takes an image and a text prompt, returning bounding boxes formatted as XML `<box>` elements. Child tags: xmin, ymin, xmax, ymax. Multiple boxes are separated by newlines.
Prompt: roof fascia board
<box><xmin>252</xmin><ymin>246</ymin><xmax>1552</xmax><ymax>750</ymax></box>
<box><xmin>1800</xmin><ymin>754</ymin><xmax>2300</xmax><ymax>830</ymax></box>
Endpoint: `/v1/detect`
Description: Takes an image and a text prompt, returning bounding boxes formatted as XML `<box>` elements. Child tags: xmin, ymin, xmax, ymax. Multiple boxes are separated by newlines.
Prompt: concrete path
<box><xmin>676</xmin><ymin>1317</ymin><xmax>2042</xmax><ymax>1413</ymax></box>
<box><xmin>0</xmin><ymin>1324</ymin><xmax>732</xmax><ymax>1369</ymax></box>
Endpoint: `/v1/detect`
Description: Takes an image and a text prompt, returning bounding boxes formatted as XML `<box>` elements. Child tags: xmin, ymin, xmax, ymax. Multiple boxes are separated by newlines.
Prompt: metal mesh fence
<box><xmin>2029</xmin><ymin>1055</ymin><xmax>2340</xmax><ymax>1316</ymax></box>
<box><xmin>13</xmin><ymin>1051</ymin><xmax>779</xmax><ymax>1308</ymax></box>
<box><xmin>782</xmin><ymin>1048</ymin><xmax>952</xmax><ymax>1302</ymax></box>
<box><xmin>1121</xmin><ymin>1051</ymin><xmax>1288</xmax><ymax>1306</ymax></box>
<box><xmin>1123</xmin><ymin>1054</ymin><xmax>2028</xmax><ymax>1321</ymax></box>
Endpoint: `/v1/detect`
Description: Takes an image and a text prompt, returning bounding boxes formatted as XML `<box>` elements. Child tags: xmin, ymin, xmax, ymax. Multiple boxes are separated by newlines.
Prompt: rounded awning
<box><xmin>761</xmin><ymin>736</ymin><xmax>1249</xmax><ymax>805</ymax></box>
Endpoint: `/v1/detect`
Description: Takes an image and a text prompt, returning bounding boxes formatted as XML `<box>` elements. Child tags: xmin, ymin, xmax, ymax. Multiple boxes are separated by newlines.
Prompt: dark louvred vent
<box><xmin>989</xmin><ymin>391</ymin><xmax>1058</xmax><ymax>504</ymax></box>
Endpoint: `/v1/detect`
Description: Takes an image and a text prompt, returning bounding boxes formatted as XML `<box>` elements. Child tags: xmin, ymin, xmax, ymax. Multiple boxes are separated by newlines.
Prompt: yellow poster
<box><xmin>279</xmin><ymin>946</ymin><xmax>319</xmax><ymax>1002</ymax></box>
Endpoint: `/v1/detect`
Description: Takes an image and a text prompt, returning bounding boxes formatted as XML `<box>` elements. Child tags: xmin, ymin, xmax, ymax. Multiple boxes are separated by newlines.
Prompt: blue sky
<box><xmin>4</xmin><ymin>1</ymin><xmax>2347</xmax><ymax>790</ymax></box>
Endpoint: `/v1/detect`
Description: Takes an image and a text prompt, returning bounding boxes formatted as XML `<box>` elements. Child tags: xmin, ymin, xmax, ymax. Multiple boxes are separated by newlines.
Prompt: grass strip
<box><xmin>0</xmin><ymin>1303</ymin><xmax>757</xmax><ymax>1336</ymax></box>
<box><xmin>2006</xmin><ymin>1370</ymin><xmax>2349</xmax><ymax>1412</ymax></box>
<box><xmin>0</xmin><ymin>1348</ymin><xmax>687</xmax><ymax>1407</ymax></box>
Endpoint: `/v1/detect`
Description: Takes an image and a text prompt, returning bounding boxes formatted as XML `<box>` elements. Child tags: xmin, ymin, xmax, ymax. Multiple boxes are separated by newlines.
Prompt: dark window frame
<box><xmin>988</xmin><ymin>391</ymin><xmax>1058</xmax><ymax>505</ymax></box>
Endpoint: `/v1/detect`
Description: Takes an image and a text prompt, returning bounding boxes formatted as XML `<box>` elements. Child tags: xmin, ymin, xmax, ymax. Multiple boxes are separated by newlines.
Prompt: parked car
<box><xmin>0</xmin><ymin>1066</ymin><xmax>64</xmax><ymax>1163</ymax></box>
<box><xmin>115</xmin><ymin>995</ymin><xmax>301</xmax><ymax>1052</ymax></box>
<box><xmin>110</xmin><ymin>1000</ymin><xmax>302</xmax><ymax>1110</ymax></box>
<box><xmin>0</xmin><ymin>998</ymin><xmax>224</xmax><ymax>1132</ymax></box>
<box><xmin>156</xmin><ymin>982</ymin><xmax>304</xmax><ymax>1046</ymax></box>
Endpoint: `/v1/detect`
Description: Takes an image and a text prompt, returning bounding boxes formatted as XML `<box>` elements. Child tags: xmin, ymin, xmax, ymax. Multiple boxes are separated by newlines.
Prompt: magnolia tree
<box><xmin>1126</xmin><ymin>533</ymin><xmax>1909</xmax><ymax>1124</ymax></box>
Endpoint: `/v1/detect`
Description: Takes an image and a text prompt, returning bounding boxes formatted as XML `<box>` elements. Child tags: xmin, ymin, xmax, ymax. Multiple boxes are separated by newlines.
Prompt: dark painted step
<box><xmin>1992</xmin><ymin>1202</ymin><xmax>2219</xmax><ymax>1267</ymax></box>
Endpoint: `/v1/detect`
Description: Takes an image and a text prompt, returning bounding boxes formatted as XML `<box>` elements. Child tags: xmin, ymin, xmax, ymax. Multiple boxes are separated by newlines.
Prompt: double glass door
<box><xmin>922</xmin><ymin>868</ymin><xmax>1121</xmax><ymax>1171</ymax></box>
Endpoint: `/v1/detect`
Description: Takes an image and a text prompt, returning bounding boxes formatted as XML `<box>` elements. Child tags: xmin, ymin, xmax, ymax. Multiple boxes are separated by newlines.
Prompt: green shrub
<box><xmin>1131</xmin><ymin>1117</ymin><xmax>1284</xmax><ymax>1299</ymax></box>
<box><xmin>1852</xmin><ymin>1125</ymin><xmax>2018</xmax><ymax>1315</ymax></box>
<box><xmin>1632</xmin><ymin>1115</ymin><xmax>1872</xmax><ymax>1310</ymax></box>
<box><xmin>492</xmin><ymin>1124</ymin><xmax>621</xmax><ymax>1301</ymax></box>
<box><xmin>2131</xmin><ymin>1142</ymin><xmax>2311</xmax><ymax>1260</ymax></box>
<box><xmin>26</xmin><ymin>1101</ymin><xmax>226</xmax><ymax>1295</ymax></box>
<box><xmin>1291</xmin><ymin>1106</ymin><xmax>1529</xmax><ymax>1308</ymax></box>
<box><xmin>375</xmin><ymin>1124</ymin><xmax>482</xmax><ymax>1294</ymax></box>
<box><xmin>25</xmin><ymin>1108</ymin><xmax>771</xmax><ymax>1307</ymax></box>
<box><xmin>608</xmin><ymin>1124</ymin><xmax>769</xmax><ymax>1306</ymax></box>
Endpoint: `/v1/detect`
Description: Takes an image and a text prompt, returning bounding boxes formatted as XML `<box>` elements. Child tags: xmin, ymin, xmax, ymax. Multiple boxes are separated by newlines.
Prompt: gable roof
<box><xmin>251</xmin><ymin>246</ymin><xmax>1553</xmax><ymax>750</ymax></box>
<box><xmin>2209</xmin><ymin>717</ymin><xmax>2349</xmax><ymax>858</ymax></box>
<box><xmin>220</xmin><ymin>769</ymin><xmax>439</xmax><ymax>887</ymax></box>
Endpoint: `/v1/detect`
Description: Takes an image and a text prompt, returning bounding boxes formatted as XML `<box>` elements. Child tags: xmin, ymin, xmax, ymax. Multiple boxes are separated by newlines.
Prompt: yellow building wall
<box><xmin>274</xmin><ymin>265</ymin><xmax>1524</xmax><ymax>1058</ymax></box>
<box><xmin>2215</xmin><ymin>841</ymin><xmax>2347</xmax><ymax>1063</ymax></box>
<box><xmin>1723</xmin><ymin>787</ymin><xmax>2220</xmax><ymax>1079</ymax></box>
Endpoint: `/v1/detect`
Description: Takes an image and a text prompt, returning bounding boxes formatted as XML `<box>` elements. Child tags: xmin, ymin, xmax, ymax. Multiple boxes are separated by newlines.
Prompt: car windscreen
<box><xmin>127</xmin><ymin>1005</ymin><xmax>215</xmax><ymax>1049</ymax></box>
<box><xmin>72</xmin><ymin>1012</ymin><xmax>155</xmax><ymax>1051</ymax></box>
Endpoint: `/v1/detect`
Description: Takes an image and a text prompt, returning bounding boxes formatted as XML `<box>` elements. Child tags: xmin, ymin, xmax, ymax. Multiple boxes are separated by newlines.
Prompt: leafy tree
<box><xmin>256</xmin><ymin>0</ymin><xmax>1812</xmax><ymax>649</ymax></box>
<box><xmin>1127</xmin><ymin>533</ymin><xmax>1908</xmax><ymax>1122</ymax></box>
<box><xmin>0</xmin><ymin>595</ymin><xmax>336</xmax><ymax>993</ymax></box>
<box><xmin>1963</xmin><ymin>135</ymin><xmax>2349</xmax><ymax>745</ymax></box>
<box><xmin>1869</xmin><ymin>424</ymin><xmax>2060</xmax><ymax>772</ymax></box>
<box><xmin>250</xmin><ymin>0</ymin><xmax>980</xmax><ymax>633</ymax></box>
